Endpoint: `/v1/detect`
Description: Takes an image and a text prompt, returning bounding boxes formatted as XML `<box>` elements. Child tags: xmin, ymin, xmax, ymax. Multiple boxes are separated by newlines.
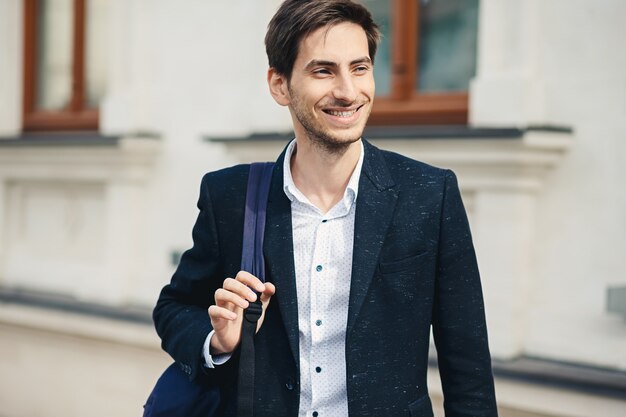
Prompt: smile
<box><xmin>323</xmin><ymin>105</ymin><xmax>363</xmax><ymax>118</ymax></box>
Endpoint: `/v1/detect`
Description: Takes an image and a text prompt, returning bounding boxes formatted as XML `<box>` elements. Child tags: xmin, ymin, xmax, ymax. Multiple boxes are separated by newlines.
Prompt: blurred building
<box><xmin>0</xmin><ymin>1</ymin><xmax>624</xmax><ymax>416</ymax></box>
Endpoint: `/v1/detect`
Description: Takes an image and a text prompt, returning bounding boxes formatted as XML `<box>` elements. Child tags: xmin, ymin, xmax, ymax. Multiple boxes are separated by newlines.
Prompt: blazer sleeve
<box><xmin>153</xmin><ymin>173</ymin><xmax>236</xmax><ymax>383</ymax></box>
<box><xmin>432</xmin><ymin>170</ymin><xmax>498</xmax><ymax>416</ymax></box>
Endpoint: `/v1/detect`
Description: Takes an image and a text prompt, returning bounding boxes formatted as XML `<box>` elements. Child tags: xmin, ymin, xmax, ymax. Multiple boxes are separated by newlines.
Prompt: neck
<box><xmin>290</xmin><ymin>138</ymin><xmax>361</xmax><ymax>214</ymax></box>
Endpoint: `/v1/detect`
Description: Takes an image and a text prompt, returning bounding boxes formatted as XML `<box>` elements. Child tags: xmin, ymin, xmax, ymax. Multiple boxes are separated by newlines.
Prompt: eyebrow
<box><xmin>304</xmin><ymin>56</ymin><xmax>372</xmax><ymax>71</ymax></box>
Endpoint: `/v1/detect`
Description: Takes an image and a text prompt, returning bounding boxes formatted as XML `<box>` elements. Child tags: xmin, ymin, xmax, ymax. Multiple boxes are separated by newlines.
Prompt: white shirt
<box><xmin>283</xmin><ymin>139</ymin><xmax>363</xmax><ymax>417</ymax></box>
<box><xmin>204</xmin><ymin>139</ymin><xmax>364</xmax><ymax>417</ymax></box>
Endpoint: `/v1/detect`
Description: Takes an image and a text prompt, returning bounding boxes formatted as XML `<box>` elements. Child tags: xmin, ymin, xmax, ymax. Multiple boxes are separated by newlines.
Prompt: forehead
<box><xmin>296</xmin><ymin>22</ymin><xmax>370</xmax><ymax>64</ymax></box>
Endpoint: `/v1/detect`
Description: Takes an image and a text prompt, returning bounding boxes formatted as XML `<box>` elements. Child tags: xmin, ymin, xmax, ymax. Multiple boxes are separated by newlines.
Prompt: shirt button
<box><xmin>312</xmin><ymin>412</ymin><xmax>319</xmax><ymax>417</ymax></box>
<box><xmin>315</xmin><ymin>366</ymin><xmax>322</xmax><ymax>373</ymax></box>
<box><xmin>315</xmin><ymin>320</ymin><xmax>322</xmax><ymax>326</ymax></box>
<box><xmin>316</xmin><ymin>265</ymin><xmax>323</xmax><ymax>272</ymax></box>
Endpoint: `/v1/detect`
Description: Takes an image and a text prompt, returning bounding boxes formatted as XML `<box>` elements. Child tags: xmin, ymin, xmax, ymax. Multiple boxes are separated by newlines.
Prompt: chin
<box><xmin>331</xmin><ymin>130</ymin><xmax>363</xmax><ymax>144</ymax></box>
<box><xmin>311</xmin><ymin>127</ymin><xmax>363</xmax><ymax>153</ymax></box>
<box><xmin>331</xmin><ymin>123</ymin><xmax>367</xmax><ymax>142</ymax></box>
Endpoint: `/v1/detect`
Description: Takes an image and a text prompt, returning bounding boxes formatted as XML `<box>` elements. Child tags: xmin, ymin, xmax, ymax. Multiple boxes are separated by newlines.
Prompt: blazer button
<box><xmin>285</xmin><ymin>378</ymin><xmax>294</xmax><ymax>390</ymax></box>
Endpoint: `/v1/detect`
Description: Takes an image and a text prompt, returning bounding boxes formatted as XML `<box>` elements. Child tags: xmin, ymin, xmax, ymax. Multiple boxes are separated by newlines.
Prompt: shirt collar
<box><xmin>282</xmin><ymin>139</ymin><xmax>364</xmax><ymax>213</ymax></box>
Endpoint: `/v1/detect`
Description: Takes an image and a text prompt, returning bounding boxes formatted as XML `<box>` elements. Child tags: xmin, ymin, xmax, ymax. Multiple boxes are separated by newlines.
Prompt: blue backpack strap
<box><xmin>240</xmin><ymin>162</ymin><xmax>274</xmax><ymax>281</ymax></box>
<box><xmin>237</xmin><ymin>162</ymin><xmax>274</xmax><ymax>417</ymax></box>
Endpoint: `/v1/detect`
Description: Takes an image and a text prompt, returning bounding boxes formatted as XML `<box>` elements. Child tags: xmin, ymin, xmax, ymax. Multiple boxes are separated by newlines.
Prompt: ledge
<box><xmin>429</xmin><ymin>353</ymin><xmax>626</xmax><ymax>400</ymax></box>
<box><xmin>205</xmin><ymin>125</ymin><xmax>573</xmax><ymax>142</ymax></box>
<box><xmin>0</xmin><ymin>288</ymin><xmax>158</xmax><ymax>349</ymax></box>
<box><xmin>0</xmin><ymin>131</ymin><xmax>160</xmax><ymax>146</ymax></box>
<box><xmin>206</xmin><ymin>125</ymin><xmax>572</xmax><ymax>192</ymax></box>
<box><xmin>491</xmin><ymin>356</ymin><xmax>626</xmax><ymax>400</ymax></box>
<box><xmin>0</xmin><ymin>133</ymin><xmax>161</xmax><ymax>183</ymax></box>
<box><xmin>0</xmin><ymin>286</ymin><xmax>152</xmax><ymax>324</ymax></box>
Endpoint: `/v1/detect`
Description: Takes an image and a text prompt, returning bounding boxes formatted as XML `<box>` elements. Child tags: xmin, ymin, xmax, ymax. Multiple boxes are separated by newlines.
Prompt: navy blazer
<box><xmin>153</xmin><ymin>140</ymin><xmax>498</xmax><ymax>417</ymax></box>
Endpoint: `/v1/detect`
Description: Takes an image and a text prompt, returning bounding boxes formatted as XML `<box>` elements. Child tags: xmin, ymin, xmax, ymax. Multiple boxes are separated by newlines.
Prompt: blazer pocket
<box><xmin>378</xmin><ymin>250</ymin><xmax>429</xmax><ymax>275</ymax></box>
<box><xmin>408</xmin><ymin>395</ymin><xmax>434</xmax><ymax>417</ymax></box>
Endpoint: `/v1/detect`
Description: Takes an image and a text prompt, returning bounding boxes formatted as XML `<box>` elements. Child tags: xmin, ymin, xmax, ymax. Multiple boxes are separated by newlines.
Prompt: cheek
<box><xmin>359</xmin><ymin>77</ymin><xmax>375</xmax><ymax>97</ymax></box>
<box><xmin>292</xmin><ymin>85</ymin><xmax>322</xmax><ymax>106</ymax></box>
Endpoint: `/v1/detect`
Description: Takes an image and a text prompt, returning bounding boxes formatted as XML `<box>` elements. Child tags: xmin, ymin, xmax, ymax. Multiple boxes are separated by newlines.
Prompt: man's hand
<box><xmin>208</xmin><ymin>270</ymin><xmax>276</xmax><ymax>355</ymax></box>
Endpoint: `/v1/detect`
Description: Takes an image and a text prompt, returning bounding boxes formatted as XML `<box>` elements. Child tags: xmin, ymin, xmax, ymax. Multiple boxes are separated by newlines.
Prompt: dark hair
<box><xmin>265</xmin><ymin>0</ymin><xmax>381</xmax><ymax>79</ymax></box>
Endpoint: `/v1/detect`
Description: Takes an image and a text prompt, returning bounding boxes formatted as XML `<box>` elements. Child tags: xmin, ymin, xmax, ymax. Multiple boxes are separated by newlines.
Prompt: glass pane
<box><xmin>36</xmin><ymin>0</ymin><xmax>74</xmax><ymax>111</ymax></box>
<box><xmin>86</xmin><ymin>0</ymin><xmax>108</xmax><ymax>108</ymax></box>
<box><xmin>361</xmin><ymin>0</ymin><xmax>392</xmax><ymax>96</ymax></box>
<box><xmin>417</xmin><ymin>0</ymin><xmax>479</xmax><ymax>93</ymax></box>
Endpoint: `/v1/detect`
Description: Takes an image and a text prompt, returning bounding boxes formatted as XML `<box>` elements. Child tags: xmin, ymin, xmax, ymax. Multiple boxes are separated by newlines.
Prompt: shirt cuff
<box><xmin>203</xmin><ymin>330</ymin><xmax>232</xmax><ymax>368</ymax></box>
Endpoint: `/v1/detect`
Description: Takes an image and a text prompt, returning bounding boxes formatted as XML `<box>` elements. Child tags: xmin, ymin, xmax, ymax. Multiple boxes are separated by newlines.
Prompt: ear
<box><xmin>267</xmin><ymin>68</ymin><xmax>290</xmax><ymax>106</ymax></box>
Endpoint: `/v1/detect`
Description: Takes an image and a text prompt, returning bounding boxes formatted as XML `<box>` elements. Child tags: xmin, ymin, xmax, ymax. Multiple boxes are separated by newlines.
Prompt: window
<box><xmin>364</xmin><ymin>0</ymin><xmax>479</xmax><ymax>125</ymax></box>
<box><xmin>23</xmin><ymin>0</ymin><xmax>107</xmax><ymax>131</ymax></box>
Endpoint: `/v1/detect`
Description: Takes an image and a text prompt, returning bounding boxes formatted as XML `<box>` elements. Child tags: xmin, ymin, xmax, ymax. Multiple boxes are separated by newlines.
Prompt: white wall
<box><xmin>472</xmin><ymin>0</ymin><xmax>626</xmax><ymax>369</ymax></box>
<box><xmin>99</xmin><ymin>0</ymin><xmax>293</xmax><ymax>304</ymax></box>
<box><xmin>525</xmin><ymin>0</ymin><xmax>626</xmax><ymax>369</ymax></box>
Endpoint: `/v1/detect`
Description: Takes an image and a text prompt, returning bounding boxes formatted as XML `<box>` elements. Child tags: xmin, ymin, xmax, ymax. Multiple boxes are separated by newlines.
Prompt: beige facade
<box><xmin>0</xmin><ymin>0</ymin><xmax>625</xmax><ymax>416</ymax></box>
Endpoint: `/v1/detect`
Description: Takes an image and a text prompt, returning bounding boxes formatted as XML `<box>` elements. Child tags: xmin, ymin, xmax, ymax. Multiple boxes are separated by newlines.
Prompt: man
<box><xmin>154</xmin><ymin>0</ymin><xmax>498</xmax><ymax>416</ymax></box>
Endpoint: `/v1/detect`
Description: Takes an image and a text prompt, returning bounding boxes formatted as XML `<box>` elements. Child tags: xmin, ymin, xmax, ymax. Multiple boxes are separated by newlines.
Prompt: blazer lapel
<box><xmin>347</xmin><ymin>140</ymin><xmax>398</xmax><ymax>334</ymax></box>
<box><xmin>264</xmin><ymin>150</ymin><xmax>300</xmax><ymax>365</ymax></box>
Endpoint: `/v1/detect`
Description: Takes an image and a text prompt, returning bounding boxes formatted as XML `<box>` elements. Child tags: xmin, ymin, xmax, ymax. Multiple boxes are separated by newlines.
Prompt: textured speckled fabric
<box><xmin>154</xmin><ymin>139</ymin><xmax>498</xmax><ymax>417</ymax></box>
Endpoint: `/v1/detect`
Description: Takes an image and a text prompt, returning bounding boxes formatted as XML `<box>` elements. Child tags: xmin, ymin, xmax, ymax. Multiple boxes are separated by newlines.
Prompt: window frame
<box><xmin>23</xmin><ymin>0</ymin><xmax>99</xmax><ymax>131</ymax></box>
<box><xmin>369</xmin><ymin>0</ymin><xmax>470</xmax><ymax>125</ymax></box>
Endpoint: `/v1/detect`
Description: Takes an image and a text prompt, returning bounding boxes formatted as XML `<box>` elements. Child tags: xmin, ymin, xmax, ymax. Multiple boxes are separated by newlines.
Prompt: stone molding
<box><xmin>0</xmin><ymin>136</ymin><xmax>160</xmax><ymax>183</ymax></box>
<box><xmin>0</xmin><ymin>136</ymin><xmax>161</xmax><ymax>304</ymax></box>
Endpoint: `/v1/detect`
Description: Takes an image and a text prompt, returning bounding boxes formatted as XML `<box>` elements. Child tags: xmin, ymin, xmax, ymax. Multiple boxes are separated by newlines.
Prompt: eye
<box><xmin>313</xmin><ymin>68</ymin><xmax>332</xmax><ymax>76</ymax></box>
<box><xmin>354</xmin><ymin>65</ymin><xmax>370</xmax><ymax>74</ymax></box>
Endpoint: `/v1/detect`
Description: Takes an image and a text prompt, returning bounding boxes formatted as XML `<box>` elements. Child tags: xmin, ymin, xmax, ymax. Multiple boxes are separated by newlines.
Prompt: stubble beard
<box><xmin>289</xmin><ymin>87</ymin><xmax>368</xmax><ymax>156</ymax></box>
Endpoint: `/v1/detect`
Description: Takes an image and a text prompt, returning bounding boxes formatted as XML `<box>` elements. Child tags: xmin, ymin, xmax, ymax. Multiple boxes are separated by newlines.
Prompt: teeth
<box><xmin>328</xmin><ymin>109</ymin><xmax>356</xmax><ymax>117</ymax></box>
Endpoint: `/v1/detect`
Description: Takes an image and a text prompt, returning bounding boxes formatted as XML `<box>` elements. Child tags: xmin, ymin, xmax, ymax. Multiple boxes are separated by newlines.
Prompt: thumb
<box><xmin>256</xmin><ymin>282</ymin><xmax>276</xmax><ymax>334</ymax></box>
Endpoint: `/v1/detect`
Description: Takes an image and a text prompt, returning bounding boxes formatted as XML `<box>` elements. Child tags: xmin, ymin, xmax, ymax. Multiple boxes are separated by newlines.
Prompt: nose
<box><xmin>332</xmin><ymin>72</ymin><xmax>357</xmax><ymax>103</ymax></box>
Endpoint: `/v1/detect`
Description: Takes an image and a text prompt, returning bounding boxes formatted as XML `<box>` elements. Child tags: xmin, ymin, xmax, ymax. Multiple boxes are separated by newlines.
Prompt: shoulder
<box><xmin>202</xmin><ymin>163</ymin><xmax>250</xmax><ymax>184</ymax></box>
<box><xmin>380</xmin><ymin>148</ymin><xmax>446</xmax><ymax>175</ymax></box>
<box><xmin>192</xmin><ymin>164</ymin><xmax>252</xmax><ymax>214</ymax></box>
<box><xmin>363</xmin><ymin>140</ymin><xmax>453</xmax><ymax>189</ymax></box>
<box><xmin>199</xmin><ymin>164</ymin><xmax>250</xmax><ymax>194</ymax></box>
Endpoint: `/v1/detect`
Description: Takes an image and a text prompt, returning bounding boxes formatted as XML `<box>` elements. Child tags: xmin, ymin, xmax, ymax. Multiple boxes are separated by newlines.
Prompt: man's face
<box><xmin>285</xmin><ymin>22</ymin><xmax>375</xmax><ymax>152</ymax></box>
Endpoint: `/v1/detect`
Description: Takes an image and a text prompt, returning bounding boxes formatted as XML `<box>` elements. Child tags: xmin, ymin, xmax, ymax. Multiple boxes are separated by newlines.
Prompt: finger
<box><xmin>234</xmin><ymin>270</ymin><xmax>266</xmax><ymax>293</ymax></box>
<box><xmin>260</xmin><ymin>282</ymin><xmax>276</xmax><ymax>303</ymax></box>
<box><xmin>223</xmin><ymin>277</ymin><xmax>258</xmax><ymax>302</ymax></box>
<box><xmin>215</xmin><ymin>288</ymin><xmax>249</xmax><ymax>309</ymax></box>
<box><xmin>208</xmin><ymin>305</ymin><xmax>238</xmax><ymax>321</ymax></box>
